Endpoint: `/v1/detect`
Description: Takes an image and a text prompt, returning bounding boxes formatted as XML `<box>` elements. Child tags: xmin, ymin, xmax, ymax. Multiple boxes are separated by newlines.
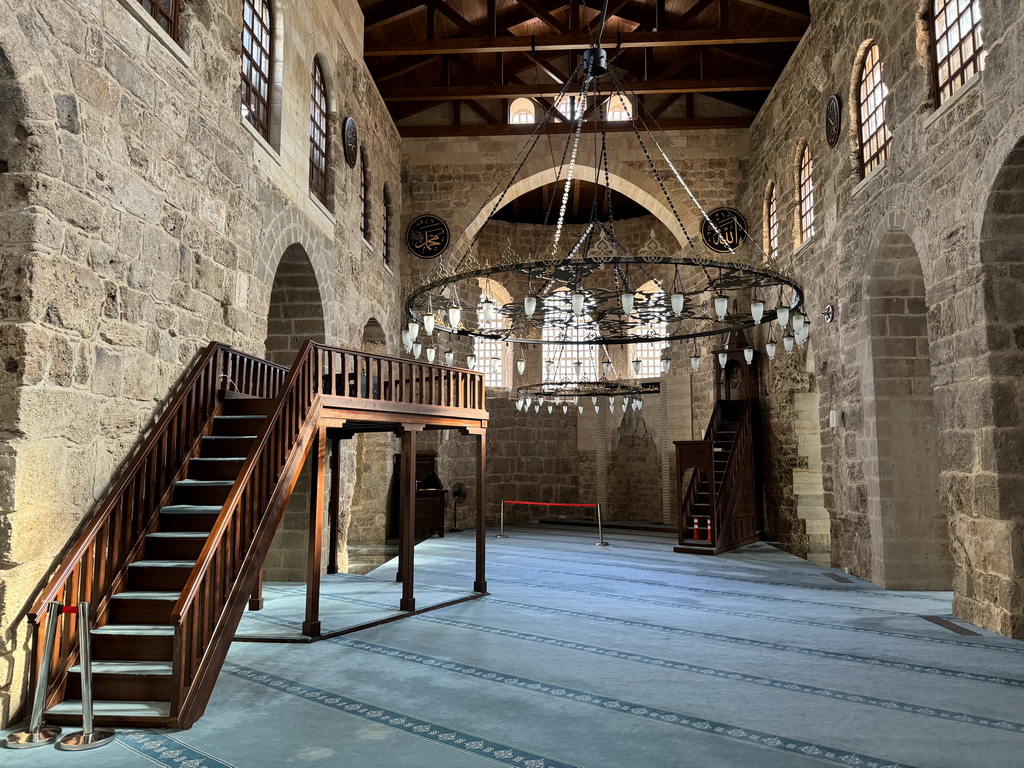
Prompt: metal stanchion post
<box><xmin>58</xmin><ymin>602</ymin><xmax>115</xmax><ymax>751</ymax></box>
<box><xmin>5</xmin><ymin>602</ymin><xmax>63</xmax><ymax>749</ymax></box>
<box><xmin>595</xmin><ymin>503</ymin><xmax>609</xmax><ymax>546</ymax></box>
<box><xmin>495</xmin><ymin>500</ymin><xmax>509</xmax><ymax>538</ymax></box>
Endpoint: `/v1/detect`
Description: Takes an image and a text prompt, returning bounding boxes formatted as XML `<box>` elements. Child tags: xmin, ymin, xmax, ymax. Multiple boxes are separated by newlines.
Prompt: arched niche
<box><xmin>264</xmin><ymin>243</ymin><xmax>326</xmax><ymax>366</ymax></box>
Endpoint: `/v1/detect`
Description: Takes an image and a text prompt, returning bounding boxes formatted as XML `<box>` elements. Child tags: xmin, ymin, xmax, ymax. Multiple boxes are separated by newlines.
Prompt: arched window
<box><xmin>381</xmin><ymin>186</ymin><xmax>391</xmax><ymax>265</ymax></box>
<box><xmin>309</xmin><ymin>58</ymin><xmax>329</xmax><ymax>205</ymax></box>
<box><xmin>509</xmin><ymin>98</ymin><xmax>535</xmax><ymax>124</ymax></box>
<box><xmin>797</xmin><ymin>145</ymin><xmax>815</xmax><ymax>244</ymax></box>
<box><xmin>858</xmin><ymin>44</ymin><xmax>892</xmax><ymax>176</ymax></box>
<box><xmin>630</xmin><ymin>291</ymin><xmax>668</xmax><ymax>378</ymax></box>
<box><xmin>765</xmin><ymin>181</ymin><xmax>779</xmax><ymax>259</ymax></box>
<box><xmin>138</xmin><ymin>0</ymin><xmax>179</xmax><ymax>38</ymax></box>
<box><xmin>542</xmin><ymin>291</ymin><xmax>597</xmax><ymax>382</ymax></box>
<box><xmin>474</xmin><ymin>281</ymin><xmax>513</xmax><ymax>388</ymax></box>
<box><xmin>359</xmin><ymin>150</ymin><xmax>369</xmax><ymax>241</ymax></box>
<box><xmin>241</xmin><ymin>0</ymin><xmax>274</xmax><ymax>140</ymax></box>
<box><xmin>606</xmin><ymin>94</ymin><xmax>632</xmax><ymax>122</ymax></box>
<box><xmin>932</xmin><ymin>0</ymin><xmax>985</xmax><ymax>105</ymax></box>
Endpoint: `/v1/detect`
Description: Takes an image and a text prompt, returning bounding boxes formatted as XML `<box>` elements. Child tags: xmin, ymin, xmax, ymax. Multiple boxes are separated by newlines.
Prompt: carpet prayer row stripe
<box><xmin>116</xmin><ymin>729</ymin><xmax>239</xmax><ymax>768</ymax></box>
<box><xmin>343</xmin><ymin>640</ymin><xmax>922</xmax><ymax>768</ymax></box>
<box><xmin>411</xmin><ymin>614</ymin><xmax>1024</xmax><ymax>735</ymax></box>
<box><xmin>222</xmin><ymin>662</ymin><xmax>583</xmax><ymax>768</ymax></box>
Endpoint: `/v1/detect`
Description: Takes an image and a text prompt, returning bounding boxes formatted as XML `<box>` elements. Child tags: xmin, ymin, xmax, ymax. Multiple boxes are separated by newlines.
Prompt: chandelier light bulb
<box><xmin>402</xmin><ymin>329</ymin><xmax>413</xmax><ymax>353</ymax></box>
<box><xmin>423</xmin><ymin>315</ymin><xmax>435</xmax><ymax>336</ymax></box>
<box><xmin>715</xmin><ymin>295</ymin><xmax>729</xmax><ymax>321</ymax></box>
<box><xmin>426</xmin><ymin>347</ymin><xmax>436</xmax><ymax>363</ymax></box>
<box><xmin>562</xmin><ymin>403</ymin><xmax>568</xmax><ymax>414</ymax></box>
<box><xmin>547</xmin><ymin>404</ymin><xmax>553</xmax><ymax>414</ymax></box>
<box><xmin>525</xmin><ymin>397</ymin><xmax>532</xmax><ymax>408</ymax></box>
<box><xmin>517</xmin><ymin>359</ymin><xmax>526</xmax><ymax>375</ymax></box>
<box><xmin>776</xmin><ymin>305</ymin><xmax>790</xmax><ymax>328</ymax></box>
<box><xmin>609</xmin><ymin>396</ymin><xmax>616</xmax><ymax>409</ymax></box>
<box><xmin>783</xmin><ymin>334</ymin><xmax>795</xmax><ymax>354</ymax></box>
<box><xmin>523</xmin><ymin>295</ymin><xmax>537</xmax><ymax>318</ymax></box>
<box><xmin>539</xmin><ymin>396</ymin><xmax>545</xmax><ymax>406</ymax></box>
<box><xmin>595</xmin><ymin>404</ymin><xmax>600</xmax><ymax>413</ymax></box>
<box><xmin>792</xmin><ymin>312</ymin><xmax>806</xmax><ymax>333</ymax></box>
<box><xmin>591</xmin><ymin>396</ymin><xmax>598</xmax><ymax>405</ymax></box>
<box><xmin>408</xmin><ymin>321</ymin><xmax>420</xmax><ymax>338</ymax></box>
<box><xmin>448</xmin><ymin>306</ymin><xmax>462</xmax><ymax>328</ymax></box>
<box><xmin>621</xmin><ymin>293</ymin><xmax>635</xmax><ymax>316</ymax></box>
<box><xmin>571</xmin><ymin>291</ymin><xmax>586</xmax><ymax>316</ymax></box>
<box><xmin>743</xmin><ymin>347</ymin><xmax>754</xmax><ymax>365</ymax></box>
<box><xmin>412</xmin><ymin>342</ymin><xmax>422</xmax><ymax>359</ymax></box>
<box><xmin>751</xmin><ymin>301</ymin><xmax>765</xmax><ymax>325</ymax></box>
<box><xmin>632</xmin><ymin>358</ymin><xmax>642</xmax><ymax>375</ymax></box>
<box><xmin>636</xmin><ymin>398</ymin><xmax>643</xmax><ymax>410</ymax></box>
<box><xmin>671</xmin><ymin>293</ymin><xmax>685</xmax><ymax>315</ymax></box>
<box><xmin>578</xmin><ymin>405</ymin><xmax>584</xmax><ymax>414</ymax></box>
<box><xmin>491</xmin><ymin>357</ymin><xmax>499</xmax><ymax>373</ymax></box>
<box><xmin>467</xmin><ymin>353</ymin><xmax>477</xmax><ymax>370</ymax></box>
<box><xmin>444</xmin><ymin>351</ymin><xmax>454</xmax><ymax>366</ymax></box>
<box><xmin>545</xmin><ymin>359</ymin><xmax>555</xmax><ymax>376</ymax></box>
<box><xmin>621</xmin><ymin>400</ymin><xmax>627</xmax><ymax>412</ymax></box>
<box><xmin>573</xmin><ymin>360</ymin><xmax>583</xmax><ymax>377</ymax></box>
<box><xmin>661</xmin><ymin>358</ymin><xmax>671</xmax><ymax>373</ymax></box>
<box><xmin>534</xmin><ymin>404</ymin><xmax>540</xmax><ymax>413</ymax></box>
<box><xmin>602</xmin><ymin>361</ymin><xmax>612</xmax><ymax>377</ymax></box>
<box><xmin>766</xmin><ymin>341</ymin><xmax>777</xmax><ymax>360</ymax></box>
<box><xmin>623</xmin><ymin>395</ymin><xmax>631</xmax><ymax>408</ymax></box>
<box><xmin>690</xmin><ymin>355</ymin><xmax>701</xmax><ymax>373</ymax></box>
<box><xmin>718</xmin><ymin>351</ymin><xmax>728</xmax><ymax>367</ymax></box>
<box><xmin>481</xmin><ymin>298</ymin><xmax>495</xmax><ymax>323</ymax></box>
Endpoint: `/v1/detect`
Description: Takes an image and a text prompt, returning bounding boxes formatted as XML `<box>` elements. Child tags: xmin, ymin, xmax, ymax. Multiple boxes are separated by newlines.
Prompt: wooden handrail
<box><xmin>714</xmin><ymin>400</ymin><xmax>753</xmax><ymax>545</ymax></box>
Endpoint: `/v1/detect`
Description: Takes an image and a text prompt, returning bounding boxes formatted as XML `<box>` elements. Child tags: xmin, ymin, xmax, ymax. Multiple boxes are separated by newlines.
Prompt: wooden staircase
<box><xmin>674</xmin><ymin>399</ymin><xmax>759</xmax><ymax>555</ymax></box>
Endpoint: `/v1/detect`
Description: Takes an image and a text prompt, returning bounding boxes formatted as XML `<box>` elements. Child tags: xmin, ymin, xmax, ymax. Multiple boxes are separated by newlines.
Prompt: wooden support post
<box><xmin>248</xmin><ymin>569</ymin><xmax>264</xmax><ymax>611</ymax></box>
<box><xmin>327</xmin><ymin>436</ymin><xmax>341</xmax><ymax>575</ymax></box>
<box><xmin>399</xmin><ymin>425</ymin><xmax>423</xmax><ymax>612</ymax></box>
<box><xmin>474</xmin><ymin>429</ymin><xmax>487</xmax><ymax>593</ymax></box>
<box><xmin>302</xmin><ymin>425</ymin><xmax>326</xmax><ymax>637</ymax></box>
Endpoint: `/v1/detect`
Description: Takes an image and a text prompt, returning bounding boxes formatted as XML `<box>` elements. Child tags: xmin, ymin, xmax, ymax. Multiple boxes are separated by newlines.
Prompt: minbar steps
<box><xmin>44</xmin><ymin>394</ymin><xmax>274</xmax><ymax>727</ymax></box>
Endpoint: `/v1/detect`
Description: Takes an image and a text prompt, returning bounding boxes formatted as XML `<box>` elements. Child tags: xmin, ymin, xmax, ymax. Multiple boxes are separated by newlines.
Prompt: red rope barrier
<box><xmin>60</xmin><ymin>606</ymin><xmax>78</xmax><ymax>614</ymax></box>
<box><xmin>501</xmin><ymin>500</ymin><xmax>597</xmax><ymax>508</ymax></box>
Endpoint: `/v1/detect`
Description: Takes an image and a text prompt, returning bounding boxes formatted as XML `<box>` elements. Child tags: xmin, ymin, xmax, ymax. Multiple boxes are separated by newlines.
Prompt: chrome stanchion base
<box><xmin>5</xmin><ymin>726</ymin><xmax>62</xmax><ymax>749</ymax></box>
<box><xmin>57</xmin><ymin>729</ymin><xmax>116</xmax><ymax>751</ymax></box>
<box><xmin>494</xmin><ymin>533</ymin><xmax>509</xmax><ymax>538</ymax></box>
<box><xmin>595</xmin><ymin>541</ymin><xmax>609</xmax><ymax>546</ymax></box>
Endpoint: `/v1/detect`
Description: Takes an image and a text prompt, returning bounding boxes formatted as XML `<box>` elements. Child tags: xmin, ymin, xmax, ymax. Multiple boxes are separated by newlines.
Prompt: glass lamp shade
<box><xmin>602</xmin><ymin>361</ymin><xmax>612</xmax><ymax>377</ymax></box>
<box><xmin>412</xmin><ymin>342</ymin><xmax>422</xmax><ymax>359</ymax></box>
<box><xmin>402</xmin><ymin>329</ymin><xmax>413</xmax><ymax>353</ymax></box>
<box><xmin>539</xmin><ymin>396</ymin><xmax>545</xmax><ymax>405</ymax></box>
<box><xmin>792</xmin><ymin>312</ymin><xmax>806</xmax><ymax>333</ymax></box>
<box><xmin>751</xmin><ymin>301</ymin><xmax>765</xmax><ymax>325</ymax></box>
<box><xmin>594</xmin><ymin>404</ymin><xmax>600</xmax><ymax>413</ymax></box>
<box><xmin>743</xmin><ymin>347</ymin><xmax>754</xmax><ymax>364</ymax></box>
<box><xmin>591</xmin><ymin>396</ymin><xmax>598</xmax><ymax>405</ymax></box>
<box><xmin>623</xmin><ymin>396</ymin><xmax>631</xmax><ymax>408</ymax></box>
<box><xmin>690</xmin><ymin>355</ymin><xmax>701</xmax><ymax>372</ymax></box>
<box><xmin>481</xmin><ymin>299</ymin><xmax>495</xmax><ymax>323</ymax></box>
<box><xmin>632</xmin><ymin>358</ymin><xmax>642</xmax><ymax>375</ymax></box>
<box><xmin>547</xmin><ymin>404</ymin><xmax>553</xmax><ymax>414</ymax></box>
<box><xmin>407</xmin><ymin>321</ymin><xmax>420</xmax><ymax>338</ymax></box>
<box><xmin>671</xmin><ymin>293</ymin><xmax>685</xmax><ymax>314</ymax></box>
<box><xmin>765</xmin><ymin>341</ymin><xmax>777</xmax><ymax>360</ymax></box>
<box><xmin>562</xmin><ymin>403</ymin><xmax>568</xmax><ymax>414</ymax></box>
<box><xmin>776</xmin><ymin>305</ymin><xmax>790</xmax><ymax>328</ymax></box>
<box><xmin>516</xmin><ymin>399</ymin><xmax>522</xmax><ymax>411</ymax></box>
<box><xmin>718</xmin><ymin>351</ymin><xmax>728</xmax><ymax>367</ymax></box>
<box><xmin>783</xmin><ymin>334</ymin><xmax>795</xmax><ymax>354</ymax></box>
<box><xmin>491</xmin><ymin>357</ymin><xmax>499</xmax><ymax>373</ymax></box>
<box><xmin>467</xmin><ymin>353</ymin><xmax>477</xmax><ymax>370</ymax></box>
<box><xmin>661</xmin><ymin>358</ymin><xmax>671</xmax><ymax>373</ymax></box>
<box><xmin>444</xmin><ymin>351</ymin><xmax>454</xmax><ymax>366</ymax></box>
<box><xmin>609</xmin><ymin>397</ymin><xmax>616</xmax><ymax>409</ymax></box>
<box><xmin>578</xmin><ymin>405</ymin><xmax>584</xmax><ymax>414</ymax></box>
<box><xmin>715</xmin><ymin>295</ymin><xmax>729</xmax><ymax>321</ymax></box>
<box><xmin>423</xmin><ymin>315</ymin><xmax>435</xmax><ymax>336</ymax></box>
<box><xmin>534</xmin><ymin>404</ymin><xmax>540</xmax><ymax>413</ymax></box>
<box><xmin>621</xmin><ymin>293</ymin><xmax>635</xmax><ymax>316</ymax></box>
<box><xmin>571</xmin><ymin>292</ymin><xmax>586</xmax><ymax>316</ymax></box>
<box><xmin>426</xmin><ymin>347</ymin><xmax>436</xmax><ymax>363</ymax></box>
<box><xmin>448</xmin><ymin>306</ymin><xmax>462</xmax><ymax>328</ymax></box>
<box><xmin>636</xmin><ymin>399</ymin><xmax>643</xmax><ymax>410</ymax></box>
<box><xmin>523</xmin><ymin>295</ymin><xmax>537</xmax><ymax>318</ymax></box>
<box><xmin>573</xmin><ymin>361</ymin><xmax>583</xmax><ymax>377</ymax></box>
<box><xmin>544</xmin><ymin>359</ymin><xmax>555</xmax><ymax>376</ymax></box>
<box><xmin>516</xmin><ymin>359</ymin><xmax>525</xmax><ymax>375</ymax></box>
<box><xmin>621</xmin><ymin>400</ymin><xmax>627</xmax><ymax>412</ymax></box>
<box><xmin>525</xmin><ymin>398</ymin><xmax>532</xmax><ymax>409</ymax></box>
<box><xmin>796</xmin><ymin>325</ymin><xmax>809</xmax><ymax>347</ymax></box>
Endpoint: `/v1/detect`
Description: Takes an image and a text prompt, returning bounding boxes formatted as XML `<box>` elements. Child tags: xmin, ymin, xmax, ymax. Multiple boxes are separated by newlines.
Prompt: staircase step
<box><xmin>222</xmin><ymin>397</ymin><xmax>276</xmax><ymax>416</ymax></box>
<box><xmin>188</xmin><ymin>457</ymin><xmax>246</xmax><ymax>480</ymax></box>
<box><xmin>65</xmin><ymin>661</ymin><xmax>173</xmax><ymax>701</ymax></box>
<box><xmin>45</xmin><ymin>699</ymin><xmax>172</xmax><ymax>726</ymax></box>
<box><xmin>159</xmin><ymin>505</ymin><xmax>221</xmax><ymax>532</ymax></box>
<box><xmin>173</xmin><ymin>479</ymin><xmax>233</xmax><ymax>506</ymax></box>
<box><xmin>146</xmin><ymin>531</ymin><xmax>209</xmax><ymax>559</ymax></box>
<box><xmin>91</xmin><ymin>625</ymin><xmax>173</xmax><ymax>661</ymax></box>
<box><xmin>109</xmin><ymin>591</ymin><xmax>179</xmax><ymax>624</ymax></box>
<box><xmin>199</xmin><ymin>435</ymin><xmax>255</xmax><ymax>459</ymax></box>
<box><xmin>212</xmin><ymin>415</ymin><xmax>266</xmax><ymax>436</ymax></box>
<box><xmin>127</xmin><ymin>560</ymin><xmax>195</xmax><ymax>591</ymax></box>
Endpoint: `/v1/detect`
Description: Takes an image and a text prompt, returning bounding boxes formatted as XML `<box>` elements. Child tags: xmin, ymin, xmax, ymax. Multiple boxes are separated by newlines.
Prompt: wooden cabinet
<box><xmin>390</xmin><ymin>453</ymin><xmax>446</xmax><ymax>538</ymax></box>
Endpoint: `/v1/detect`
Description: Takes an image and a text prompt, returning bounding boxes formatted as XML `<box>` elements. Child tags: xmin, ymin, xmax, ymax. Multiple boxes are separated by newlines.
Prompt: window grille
<box><xmin>933</xmin><ymin>0</ymin><xmax>986</xmax><ymax>105</ymax></box>
<box><xmin>360</xmin><ymin>154</ymin><xmax>369</xmax><ymax>240</ymax></box>
<box><xmin>382</xmin><ymin>187</ymin><xmax>391</xmax><ymax>265</ymax></box>
<box><xmin>859</xmin><ymin>45</ymin><xmax>892</xmax><ymax>176</ymax></box>
<box><xmin>798</xmin><ymin>146</ymin><xmax>815</xmax><ymax>244</ymax></box>
<box><xmin>309</xmin><ymin>59</ymin><xmax>329</xmax><ymax>204</ymax></box>
<box><xmin>241</xmin><ymin>0</ymin><xmax>273</xmax><ymax>139</ymax></box>
<box><xmin>137</xmin><ymin>0</ymin><xmax>178</xmax><ymax>38</ymax></box>
<box><xmin>766</xmin><ymin>182</ymin><xmax>779</xmax><ymax>259</ymax></box>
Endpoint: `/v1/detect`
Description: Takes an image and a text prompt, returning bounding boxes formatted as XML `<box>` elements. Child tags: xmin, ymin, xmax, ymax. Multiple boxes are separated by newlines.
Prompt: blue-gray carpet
<box><xmin>5</xmin><ymin>526</ymin><xmax>1024</xmax><ymax>767</ymax></box>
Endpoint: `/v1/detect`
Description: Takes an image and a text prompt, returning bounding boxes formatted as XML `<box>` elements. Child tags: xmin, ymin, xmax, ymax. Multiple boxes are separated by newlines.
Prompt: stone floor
<box><xmin>4</xmin><ymin>526</ymin><xmax>1024</xmax><ymax>767</ymax></box>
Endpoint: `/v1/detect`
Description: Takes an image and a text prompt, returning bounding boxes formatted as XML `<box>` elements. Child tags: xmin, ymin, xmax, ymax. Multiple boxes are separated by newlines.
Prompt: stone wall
<box><xmin>739</xmin><ymin>0</ymin><xmax>1024</xmax><ymax>634</ymax></box>
<box><xmin>0</xmin><ymin>0</ymin><xmax>403</xmax><ymax>724</ymax></box>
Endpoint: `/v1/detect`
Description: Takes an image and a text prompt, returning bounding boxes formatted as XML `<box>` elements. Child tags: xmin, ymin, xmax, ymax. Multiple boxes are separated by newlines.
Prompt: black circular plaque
<box><xmin>700</xmin><ymin>207</ymin><xmax>748</xmax><ymax>253</ymax></box>
<box><xmin>406</xmin><ymin>214</ymin><xmax>450</xmax><ymax>259</ymax></box>
<box><xmin>343</xmin><ymin>116</ymin><xmax>358</xmax><ymax>168</ymax></box>
<box><xmin>825</xmin><ymin>94</ymin><xmax>841</xmax><ymax>148</ymax></box>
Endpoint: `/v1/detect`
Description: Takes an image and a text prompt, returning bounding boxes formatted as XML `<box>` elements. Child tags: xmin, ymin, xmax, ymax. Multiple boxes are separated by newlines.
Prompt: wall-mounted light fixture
<box><xmin>823</xmin><ymin>304</ymin><xmax>836</xmax><ymax>323</ymax></box>
<box><xmin>828</xmin><ymin>409</ymin><xmax>844</xmax><ymax>428</ymax></box>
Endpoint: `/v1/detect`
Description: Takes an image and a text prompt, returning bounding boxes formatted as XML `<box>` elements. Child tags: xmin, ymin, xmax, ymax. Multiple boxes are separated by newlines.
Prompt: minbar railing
<box><xmin>28</xmin><ymin>343</ymin><xmax>288</xmax><ymax>711</ymax></box>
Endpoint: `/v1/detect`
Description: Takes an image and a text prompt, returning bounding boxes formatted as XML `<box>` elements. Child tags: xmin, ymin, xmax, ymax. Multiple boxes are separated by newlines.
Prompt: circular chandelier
<box><xmin>516</xmin><ymin>379</ymin><xmax>660</xmax><ymax>415</ymax></box>
<box><xmin>402</xmin><ymin>9</ymin><xmax>805</xmax><ymax>361</ymax></box>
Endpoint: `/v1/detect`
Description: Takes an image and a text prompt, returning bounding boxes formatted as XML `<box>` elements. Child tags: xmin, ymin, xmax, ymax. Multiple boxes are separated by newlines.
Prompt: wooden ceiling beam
<box><xmin>428</xmin><ymin>0</ymin><xmax>487</xmax><ymax>38</ymax></box>
<box><xmin>373</xmin><ymin>56</ymin><xmax>443</xmax><ymax>83</ymax></box>
<box><xmin>397</xmin><ymin>115</ymin><xmax>753</xmax><ymax>137</ymax></box>
<box><xmin>364</xmin><ymin>1</ymin><xmax>427</xmax><ymax>32</ymax></box>
<box><xmin>733</xmin><ymin>0</ymin><xmax>810</xmax><ymax>21</ymax></box>
<box><xmin>515</xmin><ymin>0</ymin><xmax>569</xmax><ymax>33</ymax></box>
<box><xmin>381</xmin><ymin>76</ymin><xmax>775</xmax><ymax>100</ymax></box>
<box><xmin>464</xmin><ymin>99</ymin><xmax>501</xmax><ymax>123</ymax></box>
<box><xmin>364</xmin><ymin>28</ymin><xmax>804</xmax><ymax>56</ymax></box>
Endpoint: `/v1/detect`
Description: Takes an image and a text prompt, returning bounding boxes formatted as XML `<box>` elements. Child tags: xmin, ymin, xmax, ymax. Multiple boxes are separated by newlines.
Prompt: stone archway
<box><xmin>861</xmin><ymin>230</ymin><xmax>950</xmax><ymax>589</ymax></box>
<box><xmin>976</xmin><ymin>135</ymin><xmax>1024</xmax><ymax>637</ymax></box>
<box><xmin>263</xmin><ymin>244</ymin><xmax>327</xmax><ymax>580</ymax></box>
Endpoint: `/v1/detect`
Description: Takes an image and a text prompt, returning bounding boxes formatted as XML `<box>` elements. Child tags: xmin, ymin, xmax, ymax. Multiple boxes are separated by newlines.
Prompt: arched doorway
<box><xmin>861</xmin><ymin>230</ymin><xmax>950</xmax><ymax>589</ymax></box>
<box><xmin>263</xmin><ymin>244</ymin><xmax>326</xmax><ymax>580</ymax></box>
